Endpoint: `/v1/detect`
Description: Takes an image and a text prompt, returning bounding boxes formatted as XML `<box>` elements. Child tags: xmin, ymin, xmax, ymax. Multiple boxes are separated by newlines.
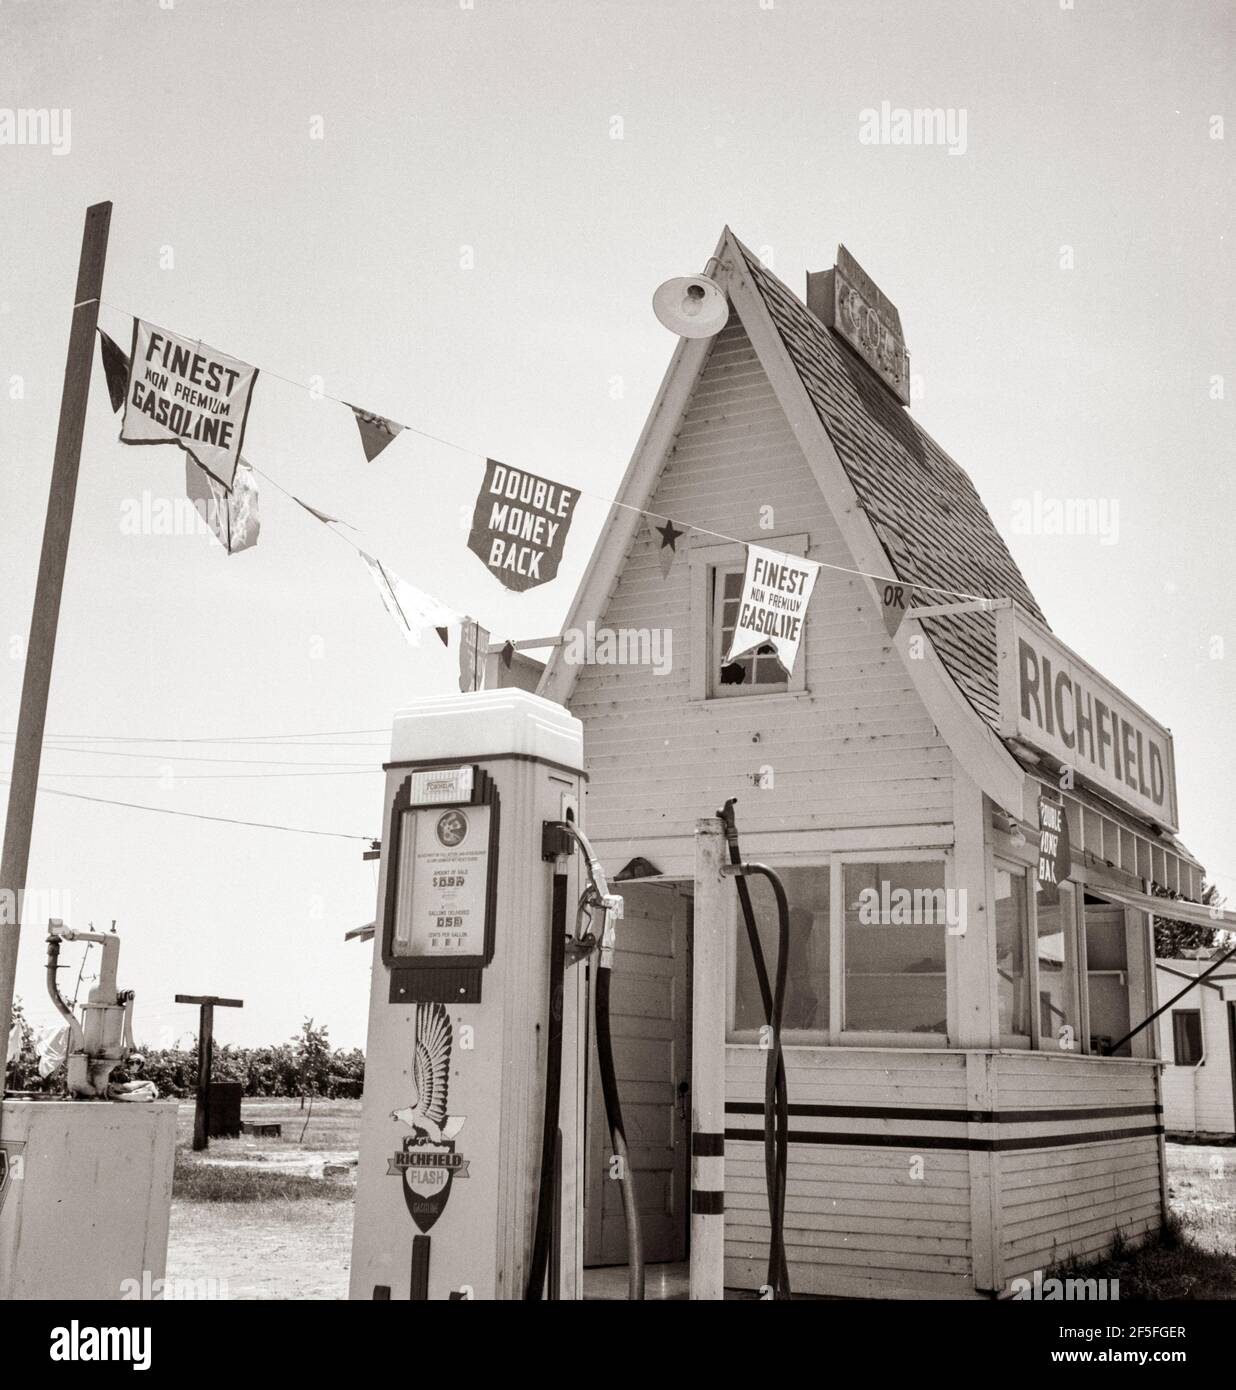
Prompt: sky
<box><xmin>1</xmin><ymin>0</ymin><xmax>1232</xmax><ymax>1050</ymax></box>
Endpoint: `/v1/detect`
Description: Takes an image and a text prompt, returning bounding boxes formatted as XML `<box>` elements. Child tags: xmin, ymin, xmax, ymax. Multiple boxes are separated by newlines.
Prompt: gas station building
<box><xmin>529</xmin><ymin>229</ymin><xmax>1204</xmax><ymax>1298</ymax></box>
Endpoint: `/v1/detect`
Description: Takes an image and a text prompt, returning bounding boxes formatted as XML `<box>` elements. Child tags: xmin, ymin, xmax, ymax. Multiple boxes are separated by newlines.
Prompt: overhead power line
<box><xmin>0</xmin><ymin>778</ymin><xmax>374</xmax><ymax>841</ymax></box>
<box><xmin>0</xmin><ymin>728</ymin><xmax>388</xmax><ymax>745</ymax></box>
<box><xmin>11</xmin><ymin>770</ymin><xmax>378</xmax><ymax>782</ymax></box>
<box><xmin>0</xmin><ymin>739</ymin><xmax>375</xmax><ymax>768</ymax></box>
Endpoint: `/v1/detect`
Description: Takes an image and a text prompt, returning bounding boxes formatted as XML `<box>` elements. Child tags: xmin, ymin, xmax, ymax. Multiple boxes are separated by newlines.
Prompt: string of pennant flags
<box><xmin>92</xmin><ymin>305</ymin><xmax>1003</xmax><ymax>688</ymax></box>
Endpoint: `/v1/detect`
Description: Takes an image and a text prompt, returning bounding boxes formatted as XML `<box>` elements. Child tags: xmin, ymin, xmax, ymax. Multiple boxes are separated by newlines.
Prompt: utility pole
<box><xmin>0</xmin><ymin>202</ymin><xmax>111</xmax><ymax>1064</ymax></box>
<box><xmin>175</xmin><ymin>994</ymin><xmax>243</xmax><ymax>1151</ymax></box>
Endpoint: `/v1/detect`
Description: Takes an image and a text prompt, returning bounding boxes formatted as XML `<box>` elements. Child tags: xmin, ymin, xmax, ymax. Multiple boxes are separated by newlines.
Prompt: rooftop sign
<box><xmin>995</xmin><ymin>605</ymin><xmax>1179</xmax><ymax>833</ymax></box>
<box><xmin>809</xmin><ymin>245</ymin><xmax>910</xmax><ymax>406</ymax></box>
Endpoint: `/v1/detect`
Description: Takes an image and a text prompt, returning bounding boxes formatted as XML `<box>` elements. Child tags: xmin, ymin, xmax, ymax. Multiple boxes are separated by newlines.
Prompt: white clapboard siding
<box><xmin>1155</xmin><ymin>970</ymin><xmax>1236</xmax><ymax>1135</ymax></box>
<box><xmin>723</xmin><ymin>1048</ymin><xmax>1163</xmax><ymax>1297</ymax></box>
<box><xmin>993</xmin><ymin>1055</ymin><xmax>1163</xmax><ymax>1282</ymax></box>
<box><xmin>724</xmin><ymin>1046</ymin><xmax>974</xmax><ymax>1298</ymax></box>
<box><xmin>569</xmin><ymin>319</ymin><xmax>951</xmax><ymax>856</ymax></box>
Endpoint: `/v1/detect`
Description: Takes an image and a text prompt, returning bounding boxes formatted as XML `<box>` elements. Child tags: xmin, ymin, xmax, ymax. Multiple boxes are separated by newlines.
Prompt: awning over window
<box><xmin>1089</xmin><ymin>884</ymin><xmax>1236</xmax><ymax>931</ymax></box>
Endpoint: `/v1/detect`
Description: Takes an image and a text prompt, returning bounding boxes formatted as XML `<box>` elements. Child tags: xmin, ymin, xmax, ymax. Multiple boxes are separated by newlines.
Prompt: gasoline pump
<box><xmin>349</xmin><ymin>688</ymin><xmax>644</xmax><ymax>1300</ymax></box>
<box><xmin>348</xmin><ymin>688</ymin><xmax>796</xmax><ymax>1301</ymax></box>
<box><xmin>44</xmin><ymin>919</ymin><xmax>139</xmax><ymax>1098</ymax></box>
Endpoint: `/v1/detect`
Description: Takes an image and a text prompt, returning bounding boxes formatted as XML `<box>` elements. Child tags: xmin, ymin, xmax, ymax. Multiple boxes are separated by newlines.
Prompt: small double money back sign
<box><xmin>466</xmin><ymin>459</ymin><xmax>579</xmax><ymax>593</ymax></box>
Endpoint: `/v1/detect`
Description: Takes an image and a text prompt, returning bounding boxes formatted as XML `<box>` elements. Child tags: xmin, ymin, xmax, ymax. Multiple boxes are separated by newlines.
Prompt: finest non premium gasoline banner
<box><xmin>120</xmin><ymin>320</ymin><xmax>259</xmax><ymax>491</ymax></box>
<box><xmin>726</xmin><ymin>544</ymin><xmax>821</xmax><ymax>677</ymax></box>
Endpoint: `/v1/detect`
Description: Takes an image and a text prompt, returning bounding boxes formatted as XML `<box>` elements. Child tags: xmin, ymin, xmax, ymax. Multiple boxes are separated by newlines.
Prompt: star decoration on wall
<box><xmin>654</xmin><ymin>518</ymin><xmax>684</xmax><ymax>578</ymax></box>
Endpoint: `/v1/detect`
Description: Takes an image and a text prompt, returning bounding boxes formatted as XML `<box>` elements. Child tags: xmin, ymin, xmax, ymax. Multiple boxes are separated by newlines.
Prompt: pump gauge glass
<box><xmin>392</xmin><ymin>804</ymin><xmax>492</xmax><ymax>958</ymax></box>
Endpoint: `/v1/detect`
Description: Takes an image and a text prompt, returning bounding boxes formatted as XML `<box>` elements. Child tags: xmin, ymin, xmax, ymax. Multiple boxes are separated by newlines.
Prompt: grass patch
<box><xmin>173</xmin><ymin>1097</ymin><xmax>362</xmax><ymax>1154</ymax></box>
<box><xmin>1039</xmin><ymin>1144</ymin><xmax>1236</xmax><ymax>1299</ymax></box>
<box><xmin>1050</xmin><ymin>1218</ymin><xmax>1236</xmax><ymax>1300</ymax></box>
<box><xmin>173</xmin><ymin>1150</ymin><xmax>354</xmax><ymax>1204</ymax></box>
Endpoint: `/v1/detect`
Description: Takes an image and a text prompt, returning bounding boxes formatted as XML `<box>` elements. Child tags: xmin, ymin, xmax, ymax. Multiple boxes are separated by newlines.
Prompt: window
<box><xmin>995</xmin><ymin>867</ymin><xmax>1031</xmax><ymax>1041</ymax></box>
<box><xmin>1035</xmin><ymin>881</ymin><xmax>1081</xmax><ymax>1052</ymax></box>
<box><xmin>687</xmin><ymin>534</ymin><xmax>809</xmax><ymax>700</ymax></box>
<box><xmin>711</xmin><ymin>566</ymin><xmax>788</xmax><ymax>696</ymax></box>
<box><xmin>1084</xmin><ymin>897</ymin><xmax>1143</xmax><ymax>1057</ymax></box>
<box><xmin>1172</xmin><ymin>1009</ymin><xmax>1203</xmax><ymax>1066</ymax></box>
<box><xmin>730</xmin><ymin>865</ymin><xmax>829</xmax><ymax>1041</ymax></box>
<box><xmin>843</xmin><ymin>861</ymin><xmax>948</xmax><ymax>1036</ymax></box>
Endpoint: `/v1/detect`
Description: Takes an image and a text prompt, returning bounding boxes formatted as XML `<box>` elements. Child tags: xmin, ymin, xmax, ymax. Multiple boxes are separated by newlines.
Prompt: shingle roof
<box><xmin>736</xmin><ymin>238</ymin><xmax>1047</xmax><ymax>731</ymax></box>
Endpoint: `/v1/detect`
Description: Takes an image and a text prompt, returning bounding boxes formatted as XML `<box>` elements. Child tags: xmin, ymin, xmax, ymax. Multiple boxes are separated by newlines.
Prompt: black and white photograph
<box><xmin>1</xmin><ymin>0</ymin><xmax>1233</xmax><ymax>1365</ymax></box>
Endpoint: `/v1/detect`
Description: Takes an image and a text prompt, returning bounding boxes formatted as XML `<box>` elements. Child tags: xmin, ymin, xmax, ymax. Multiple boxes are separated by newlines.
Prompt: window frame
<box><xmin>726</xmin><ymin>861</ymin><xmax>831</xmax><ymax>1046</ymax></box>
<box><xmin>1077</xmin><ymin>892</ymin><xmax>1154</xmax><ymax>1059</ymax></box>
<box><xmin>836</xmin><ymin>849</ymin><xmax>955</xmax><ymax>1048</ymax></box>
<box><xmin>993</xmin><ymin>859</ymin><xmax>1034</xmax><ymax>1050</ymax></box>
<box><xmin>1171</xmin><ymin>1008</ymin><xmax>1204</xmax><ymax>1067</ymax></box>
<box><xmin>725</xmin><ymin>848</ymin><xmax>955</xmax><ymax>1048</ymax></box>
<box><xmin>688</xmin><ymin>534</ymin><xmax>810</xmax><ymax>702</ymax></box>
<box><xmin>710</xmin><ymin>563</ymin><xmax>790</xmax><ymax>697</ymax></box>
<box><xmin>1030</xmin><ymin>878</ymin><xmax>1084</xmax><ymax>1055</ymax></box>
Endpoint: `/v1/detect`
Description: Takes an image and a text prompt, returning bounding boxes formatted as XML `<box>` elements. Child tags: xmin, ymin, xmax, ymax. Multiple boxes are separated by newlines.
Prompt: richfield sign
<box><xmin>996</xmin><ymin>606</ymin><xmax>1179</xmax><ymax>832</ymax></box>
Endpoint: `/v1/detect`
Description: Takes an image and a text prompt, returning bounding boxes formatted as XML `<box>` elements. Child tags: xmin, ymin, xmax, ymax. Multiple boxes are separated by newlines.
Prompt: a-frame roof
<box><xmin>541</xmin><ymin>227</ymin><xmax>1050</xmax><ymax>812</ymax></box>
<box><xmin>735</xmin><ymin>238</ymin><xmax>1046</xmax><ymax>730</ymax></box>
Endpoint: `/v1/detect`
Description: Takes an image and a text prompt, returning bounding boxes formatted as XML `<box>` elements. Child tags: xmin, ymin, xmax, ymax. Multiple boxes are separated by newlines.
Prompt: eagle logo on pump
<box><xmin>388</xmin><ymin>1002</ymin><xmax>469</xmax><ymax>1232</ymax></box>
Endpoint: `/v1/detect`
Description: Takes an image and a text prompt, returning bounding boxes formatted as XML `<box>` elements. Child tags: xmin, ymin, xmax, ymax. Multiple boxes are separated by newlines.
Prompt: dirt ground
<box><xmin>165</xmin><ymin>1199</ymin><xmax>353</xmax><ymax>1300</ymax></box>
<box><xmin>164</xmin><ymin>1097</ymin><xmax>358</xmax><ymax>1300</ymax></box>
<box><xmin>164</xmin><ymin>1100</ymin><xmax>1236</xmax><ymax>1300</ymax></box>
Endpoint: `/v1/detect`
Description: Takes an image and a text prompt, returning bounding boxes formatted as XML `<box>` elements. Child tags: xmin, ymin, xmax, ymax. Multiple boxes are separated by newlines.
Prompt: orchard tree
<box><xmin>1153</xmin><ymin>881</ymin><xmax>1231</xmax><ymax>958</ymax></box>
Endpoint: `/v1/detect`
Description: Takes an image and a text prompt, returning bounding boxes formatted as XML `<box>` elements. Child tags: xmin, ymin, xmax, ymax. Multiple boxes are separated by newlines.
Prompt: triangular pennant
<box><xmin>348</xmin><ymin>404</ymin><xmax>405</xmax><ymax>463</ymax></box>
<box><xmin>652</xmin><ymin>516</ymin><xmax>684</xmax><ymax>579</ymax></box>
<box><xmin>878</xmin><ymin>578</ymin><xmax>909</xmax><ymax>638</ymax></box>
<box><xmin>458</xmin><ymin>619</ymin><xmax>490</xmax><ymax>693</ymax></box>
<box><xmin>293</xmin><ymin>496</ymin><xmax>355</xmax><ymax>530</ymax></box>
<box><xmin>185</xmin><ymin>456</ymin><xmax>260</xmax><ymax>555</ymax></box>
<box><xmin>359</xmin><ymin>552</ymin><xmax>455</xmax><ymax>647</ymax></box>
<box><xmin>96</xmin><ymin>328</ymin><xmax>130</xmax><ymax>414</ymax></box>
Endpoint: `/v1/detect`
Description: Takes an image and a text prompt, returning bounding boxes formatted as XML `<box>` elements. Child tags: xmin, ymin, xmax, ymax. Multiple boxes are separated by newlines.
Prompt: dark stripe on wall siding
<box><xmin>723</xmin><ymin>1124</ymin><xmax>1164</xmax><ymax>1154</ymax></box>
<box><xmin>692</xmin><ymin>1131</ymin><xmax>726</xmax><ymax>1157</ymax></box>
<box><xmin>724</xmin><ymin>1101</ymin><xmax>1161</xmax><ymax>1126</ymax></box>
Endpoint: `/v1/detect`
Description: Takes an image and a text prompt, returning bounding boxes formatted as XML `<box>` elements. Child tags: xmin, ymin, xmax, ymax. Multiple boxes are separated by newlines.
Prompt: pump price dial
<box><xmin>392</xmin><ymin>805</ymin><xmax>491</xmax><ymax>959</ymax></box>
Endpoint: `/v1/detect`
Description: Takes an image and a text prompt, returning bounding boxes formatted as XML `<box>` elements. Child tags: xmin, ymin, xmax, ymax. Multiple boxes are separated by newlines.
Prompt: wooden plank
<box><xmin>726</xmin><ymin>1183</ymin><xmax>971</xmax><ymax>1210</ymax></box>
<box><xmin>724</xmin><ymin>1236</ymin><xmax>973</xmax><ymax>1275</ymax></box>
<box><xmin>723</xmin><ymin>1205</ymin><xmax>971</xmax><ymax>1240</ymax></box>
<box><xmin>725</xmin><ymin>1254</ymin><xmax>977</xmax><ymax>1300</ymax></box>
<box><xmin>1003</xmin><ymin>1206</ymin><xmax>1161</xmax><ymax>1262</ymax></box>
<box><xmin>966</xmin><ymin>1050</ymin><xmax>1001</xmax><ymax>1292</ymax></box>
<box><xmin>193</xmin><ymin>1002</ymin><xmax>214</xmax><ymax>1153</ymax></box>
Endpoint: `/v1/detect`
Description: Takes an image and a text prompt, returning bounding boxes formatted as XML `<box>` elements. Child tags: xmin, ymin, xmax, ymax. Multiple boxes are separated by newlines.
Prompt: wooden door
<box><xmin>584</xmin><ymin>883</ymin><xmax>691</xmax><ymax>1266</ymax></box>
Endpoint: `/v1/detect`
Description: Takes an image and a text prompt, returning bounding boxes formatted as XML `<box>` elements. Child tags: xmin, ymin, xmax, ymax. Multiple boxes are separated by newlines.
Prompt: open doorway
<box><xmin>583</xmin><ymin>882</ymin><xmax>693</xmax><ymax>1270</ymax></box>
